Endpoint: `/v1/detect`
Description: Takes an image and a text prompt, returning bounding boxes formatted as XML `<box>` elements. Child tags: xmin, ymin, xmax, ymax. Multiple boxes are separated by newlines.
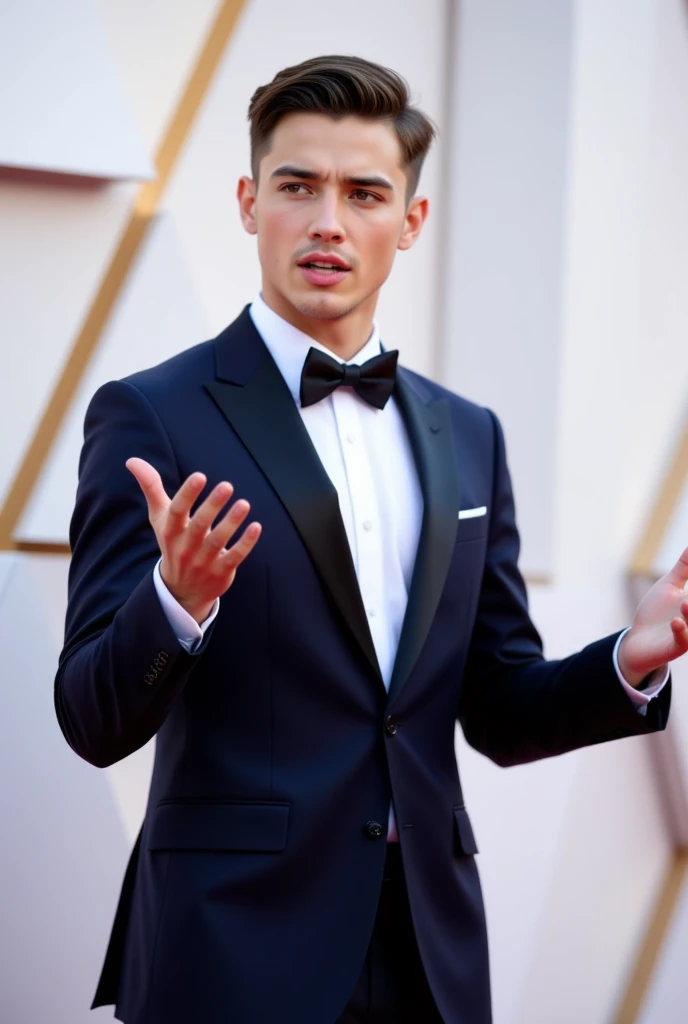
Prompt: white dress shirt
<box><xmin>154</xmin><ymin>293</ymin><xmax>668</xmax><ymax>807</ymax></box>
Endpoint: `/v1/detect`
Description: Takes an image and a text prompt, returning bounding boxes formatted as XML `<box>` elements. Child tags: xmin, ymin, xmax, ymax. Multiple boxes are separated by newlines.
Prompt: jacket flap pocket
<box><xmin>148</xmin><ymin>801</ymin><xmax>290</xmax><ymax>852</ymax></box>
<box><xmin>453</xmin><ymin>806</ymin><xmax>479</xmax><ymax>855</ymax></box>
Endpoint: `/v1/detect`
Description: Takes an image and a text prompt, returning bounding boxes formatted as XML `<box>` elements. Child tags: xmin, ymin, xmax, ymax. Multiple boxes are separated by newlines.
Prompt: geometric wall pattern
<box><xmin>0</xmin><ymin>0</ymin><xmax>154</xmax><ymax>181</ymax></box>
<box><xmin>1</xmin><ymin>1</ymin><xmax>687</xmax><ymax>1023</ymax></box>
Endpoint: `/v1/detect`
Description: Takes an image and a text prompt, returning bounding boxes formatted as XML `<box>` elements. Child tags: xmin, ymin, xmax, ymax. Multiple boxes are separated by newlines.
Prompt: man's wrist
<box><xmin>159</xmin><ymin>560</ymin><xmax>215</xmax><ymax>626</ymax></box>
<box><xmin>185</xmin><ymin>601</ymin><xmax>216</xmax><ymax>626</ymax></box>
<box><xmin>616</xmin><ymin>628</ymin><xmax>662</xmax><ymax>689</ymax></box>
<box><xmin>617</xmin><ymin>652</ymin><xmax>647</xmax><ymax>689</ymax></box>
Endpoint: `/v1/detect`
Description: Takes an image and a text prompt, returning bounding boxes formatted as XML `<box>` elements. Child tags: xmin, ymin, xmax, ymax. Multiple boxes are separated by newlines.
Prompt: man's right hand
<box><xmin>126</xmin><ymin>457</ymin><xmax>262</xmax><ymax>625</ymax></box>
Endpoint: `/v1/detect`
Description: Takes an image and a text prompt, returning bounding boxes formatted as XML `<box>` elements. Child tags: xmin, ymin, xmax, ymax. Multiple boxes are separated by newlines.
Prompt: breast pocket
<box><xmin>456</xmin><ymin>512</ymin><xmax>489</xmax><ymax>543</ymax></box>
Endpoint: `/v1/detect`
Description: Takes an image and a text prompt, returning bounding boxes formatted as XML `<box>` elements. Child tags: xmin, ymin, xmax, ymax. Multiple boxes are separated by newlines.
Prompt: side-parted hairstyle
<box><xmin>248</xmin><ymin>55</ymin><xmax>437</xmax><ymax>202</ymax></box>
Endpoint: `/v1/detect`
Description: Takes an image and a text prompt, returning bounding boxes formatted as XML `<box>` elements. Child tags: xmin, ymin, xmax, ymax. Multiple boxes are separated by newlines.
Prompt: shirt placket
<box><xmin>331</xmin><ymin>392</ymin><xmax>390</xmax><ymax>684</ymax></box>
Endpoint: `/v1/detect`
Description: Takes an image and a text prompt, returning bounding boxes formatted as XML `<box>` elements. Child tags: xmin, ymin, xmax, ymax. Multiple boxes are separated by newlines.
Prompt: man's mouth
<box><xmin>299</xmin><ymin>262</ymin><xmax>350</xmax><ymax>273</ymax></box>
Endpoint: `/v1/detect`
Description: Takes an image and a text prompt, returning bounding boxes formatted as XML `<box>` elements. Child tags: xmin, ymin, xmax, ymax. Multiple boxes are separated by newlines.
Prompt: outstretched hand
<box><xmin>126</xmin><ymin>457</ymin><xmax>262</xmax><ymax>625</ymax></box>
<box><xmin>618</xmin><ymin>546</ymin><xmax>688</xmax><ymax>687</ymax></box>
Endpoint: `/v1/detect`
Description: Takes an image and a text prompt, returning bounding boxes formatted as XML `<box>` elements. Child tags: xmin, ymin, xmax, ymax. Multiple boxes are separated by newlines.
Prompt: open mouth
<box><xmin>299</xmin><ymin>262</ymin><xmax>350</xmax><ymax>273</ymax></box>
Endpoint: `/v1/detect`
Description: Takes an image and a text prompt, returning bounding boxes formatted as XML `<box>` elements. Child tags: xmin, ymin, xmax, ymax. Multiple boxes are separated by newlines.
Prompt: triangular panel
<box><xmin>16</xmin><ymin>213</ymin><xmax>211</xmax><ymax>544</ymax></box>
<box><xmin>0</xmin><ymin>0</ymin><xmax>154</xmax><ymax>180</ymax></box>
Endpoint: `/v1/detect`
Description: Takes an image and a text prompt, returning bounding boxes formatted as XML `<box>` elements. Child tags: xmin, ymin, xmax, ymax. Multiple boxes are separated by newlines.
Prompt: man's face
<box><xmin>238</xmin><ymin>113</ymin><xmax>427</xmax><ymax>328</ymax></box>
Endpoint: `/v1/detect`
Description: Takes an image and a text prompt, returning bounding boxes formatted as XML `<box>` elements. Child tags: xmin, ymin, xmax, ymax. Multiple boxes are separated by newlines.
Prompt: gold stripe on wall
<box><xmin>613</xmin><ymin>851</ymin><xmax>688</xmax><ymax>1024</ymax></box>
<box><xmin>0</xmin><ymin>0</ymin><xmax>247</xmax><ymax>550</ymax></box>
<box><xmin>630</xmin><ymin>420</ymin><xmax>688</xmax><ymax>577</ymax></box>
<box><xmin>14</xmin><ymin>541</ymin><xmax>71</xmax><ymax>555</ymax></box>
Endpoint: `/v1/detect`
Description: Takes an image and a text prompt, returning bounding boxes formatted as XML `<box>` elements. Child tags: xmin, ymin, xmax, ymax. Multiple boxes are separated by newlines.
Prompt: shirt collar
<box><xmin>248</xmin><ymin>292</ymin><xmax>382</xmax><ymax>406</ymax></box>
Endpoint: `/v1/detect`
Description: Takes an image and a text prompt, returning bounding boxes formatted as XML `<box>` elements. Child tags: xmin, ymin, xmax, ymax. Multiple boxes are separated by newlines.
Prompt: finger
<box><xmin>166</xmin><ymin>472</ymin><xmax>208</xmax><ymax>530</ymax></box>
<box><xmin>126</xmin><ymin>457</ymin><xmax>170</xmax><ymax>520</ymax></box>
<box><xmin>186</xmin><ymin>482</ymin><xmax>235</xmax><ymax>542</ymax></box>
<box><xmin>221</xmin><ymin>521</ymin><xmax>262</xmax><ymax>576</ymax></box>
<box><xmin>670</xmin><ymin>617</ymin><xmax>688</xmax><ymax>650</ymax></box>
<box><xmin>665</xmin><ymin>547</ymin><xmax>688</xmax><ymax>589</ymax></box>
<box><xmin>205</xmin><ymin>499</ymin><xmax>250</xmax><ymax>552</ymax></box>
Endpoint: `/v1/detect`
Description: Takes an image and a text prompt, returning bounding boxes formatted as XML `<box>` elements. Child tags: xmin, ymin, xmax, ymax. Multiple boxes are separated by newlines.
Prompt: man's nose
<box><xmin>308</xmin><ymin>196</ymin><xmax>346</xmax><ymax>242</ymax></box>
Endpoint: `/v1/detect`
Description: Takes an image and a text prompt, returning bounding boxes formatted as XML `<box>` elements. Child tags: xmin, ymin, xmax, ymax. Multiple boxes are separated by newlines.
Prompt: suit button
<box><xmin>366</xmin><ymin>820</ymin><xmax>385</xmax><ymax>841</ymax></box>
<box><xmin>385</xmin><ymin>715</ymin><xmax>398</xmax><ymax>736</ymax></box>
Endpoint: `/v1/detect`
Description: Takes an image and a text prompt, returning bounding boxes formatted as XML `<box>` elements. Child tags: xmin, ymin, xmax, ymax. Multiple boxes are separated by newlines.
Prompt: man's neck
<box><xmin>259</xmin><ymin>288</ymin><xmax>377</xmax><ymax>362</ymax></box>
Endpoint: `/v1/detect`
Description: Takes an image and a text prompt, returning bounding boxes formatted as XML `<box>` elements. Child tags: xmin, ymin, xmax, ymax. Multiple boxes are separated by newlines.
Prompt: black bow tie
<box><xmin>300</xmin><ymin>348</ymin><xmax>399</xmax><ymax>410</ymax></box>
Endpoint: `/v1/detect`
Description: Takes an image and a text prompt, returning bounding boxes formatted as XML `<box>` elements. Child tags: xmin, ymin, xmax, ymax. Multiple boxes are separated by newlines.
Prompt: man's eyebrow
<box><xmin>270</xmin><ymin>165</ymin><xmax>395</xmax><ymax>190</ymax></box>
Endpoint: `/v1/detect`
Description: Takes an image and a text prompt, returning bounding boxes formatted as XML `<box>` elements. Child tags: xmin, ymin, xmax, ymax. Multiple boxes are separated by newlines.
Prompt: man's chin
<box><xmin>290</xmin><ymin>293</ymin><xmax>360</xmax><ymax>321</ymax></box>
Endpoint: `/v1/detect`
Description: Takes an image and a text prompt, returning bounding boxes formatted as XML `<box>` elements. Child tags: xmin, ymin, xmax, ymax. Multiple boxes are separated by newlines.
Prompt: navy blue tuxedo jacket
<box><xmin>55</xmin><ymin>307</ymin><xmax>670</xmax><ymax>1024</ymax></box>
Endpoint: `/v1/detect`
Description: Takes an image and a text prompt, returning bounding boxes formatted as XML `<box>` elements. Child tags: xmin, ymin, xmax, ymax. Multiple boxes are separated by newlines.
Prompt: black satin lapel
<box><xmin>388</xmin><ymin>372</ymin><xmax>460</xmax><ymax>705</ymax></box>
<box><xmin>205</xmin><ymin>353</ymin><xmax>381</xmax><ymax>683</ymax></box>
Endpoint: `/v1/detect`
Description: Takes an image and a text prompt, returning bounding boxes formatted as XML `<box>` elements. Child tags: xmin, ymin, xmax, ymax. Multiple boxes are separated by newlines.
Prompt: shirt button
<box><xmin>367</xmin><ymin>608</ymin><xmax>376</xmax><ymax>618</ymax></box>
<box><xmin>362</xmin><ymin>520</ymin><xmax>373</xmax><ymax>532</ymax></box>
<box><xmin>346</xmin><ymin>432</ymin><xmax>356</xmax><ymax>444</ymax></box>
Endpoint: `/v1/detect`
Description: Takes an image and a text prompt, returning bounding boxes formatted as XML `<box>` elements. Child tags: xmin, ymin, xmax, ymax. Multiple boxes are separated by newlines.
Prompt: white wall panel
<box><xmin>440</xmin><ymin>0</ymin><xmax>575</xmax><ymax>579</ymax></box>
<box><xmin>0</xmin><ymin>553</ymin><xmax>17</xmax><ymax>604</ymax></box>
<box><xmin>0</xmin><ymin>180</ymin><xmax>135</xmax><ymax>511</ymax></box>
<box><xmin>0</xmin><ymin>0</ymin><xmax>153</xmax><ymax>179</ymax></box>
<box><xmin>163</xmin><ymin>0</ymin><xmax>448</xmax><ymax>378</ymax></box>
<box><xmin>25</xmin><ymin>554</ymin><xmax>71</xmax><ymax>649</ymax></box>
<box><xmin>104</xmin><ymin>739</ymin><xmax>155</xmax><ymax>846</ymax></box>
<box><xmin>623</xmin><ymin>0</ymin><xmax>688</xmax><ymax>566</ymax></box>
<box><xmin>638</xmin><ymin>866</ymin><xmax>688</xmax><ymax>1022</ymax></box>
<box><xmin>17</xmin><ymin>213</ymin><xmax>211</xmax><ymax>543</ymax></box>
<box><xmin>93</xmin><ymin>0</ymin><xmax>223</xmax><ymax>154</ymax></box>
<box><xmin>553</xmin><ymin>0</ymin><xmax>686</xmax><ymax>587</ymax></box>
<box><xmin>517</xmin><ymin>585</ymin><xmax>673</xmax><ymax>1024</ymax></box>
<box><xmin>517</xmin><ymin>733</ymin><xmax>670</xmax><ymax>1024</ymax></box>
<box><xmin>0</xmin><ymin>555</ymin><xmax>130</xmax><ymax>1024</ymax></box>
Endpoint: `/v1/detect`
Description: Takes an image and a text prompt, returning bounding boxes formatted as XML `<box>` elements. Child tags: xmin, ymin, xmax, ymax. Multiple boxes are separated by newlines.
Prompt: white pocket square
<box><xmin>458</xmin><ymin>506</ymin><xmax>487</xmax><ymax>520</ymax></box>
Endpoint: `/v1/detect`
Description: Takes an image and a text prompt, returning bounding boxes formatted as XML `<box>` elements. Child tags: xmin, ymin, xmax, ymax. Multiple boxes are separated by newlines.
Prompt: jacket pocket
<box><xmin>455</xmin><ymin>516</ymin><xmax>489</xmax><ymax>543</ymax></box>
<box><xmin>148</xmin><ymin>800</ymin><xmax>290</xmax><ymax>852</ymax></box>
<box><xmin>453</xmin><ymin>806</ymin><xmax>479</xmax><ymax>856</ymax></box>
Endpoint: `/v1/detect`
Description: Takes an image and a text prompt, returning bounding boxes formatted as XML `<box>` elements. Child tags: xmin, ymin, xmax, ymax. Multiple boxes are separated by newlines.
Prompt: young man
<box><xmin>56</xmin><ymin>55</ymin><xmax>685</xmax><ymax>1024</ymax></box>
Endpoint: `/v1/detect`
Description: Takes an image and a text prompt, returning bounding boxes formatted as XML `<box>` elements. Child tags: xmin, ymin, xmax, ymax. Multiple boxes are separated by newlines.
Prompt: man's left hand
<box><xmin>618</xmin><ymin>546</ymin><xmax>688</xmax><ymax>687</ymax></box>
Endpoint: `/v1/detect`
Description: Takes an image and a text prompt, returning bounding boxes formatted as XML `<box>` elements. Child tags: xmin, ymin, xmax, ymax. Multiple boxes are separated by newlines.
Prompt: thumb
<box><xmin>664</xmin><ymin>546</ymin><xmax>688</xmax><ymax>590</ymax></box>
<box><xmin>126</xmin><ymin>457</ymin><xmax>170</xmax><ymax>521</ymax></box>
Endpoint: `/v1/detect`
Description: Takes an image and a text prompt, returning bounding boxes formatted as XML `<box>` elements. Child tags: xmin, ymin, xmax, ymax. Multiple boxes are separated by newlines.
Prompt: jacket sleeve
<box><xmin>55</xmin><ymin>379</ymin><xmax>212</xmax><ymax>768</ymax></box>
<box><xmin>457</xmin><ymin>410</ymin><xmax>671</xmax><ymax>767</ymax></box>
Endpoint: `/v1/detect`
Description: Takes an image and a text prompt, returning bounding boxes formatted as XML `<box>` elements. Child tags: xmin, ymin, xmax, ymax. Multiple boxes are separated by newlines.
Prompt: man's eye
<box><xmin>352</xmin><ymin>190</ymin><xmax>378</xmax><ymax>202</ymax></box>
<box><xmin>281</xmin><ymin>183</ymin><xmax>308</xmax><ymax>194</ymax></box>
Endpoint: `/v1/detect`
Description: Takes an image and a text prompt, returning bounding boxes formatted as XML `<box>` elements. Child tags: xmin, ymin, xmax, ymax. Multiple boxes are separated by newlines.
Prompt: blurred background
<box><xmin>1</xmin><ymin>0</ymin><xmax>688</xmax><ymax>1021</ymax></box>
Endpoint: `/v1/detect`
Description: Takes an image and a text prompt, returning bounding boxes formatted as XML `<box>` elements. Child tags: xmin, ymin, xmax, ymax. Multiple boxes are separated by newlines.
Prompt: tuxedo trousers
<box><xmin>336</xmin><ymin>844</ymin><xmax>444</xmax><ymax>1023</ymax></box>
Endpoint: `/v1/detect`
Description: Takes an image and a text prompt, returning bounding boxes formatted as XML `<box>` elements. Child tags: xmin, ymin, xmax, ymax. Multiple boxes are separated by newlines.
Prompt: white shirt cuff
<box><xmin>153</xmin><ymin>559</ymin><xmax>219</xmax><ymax>653</ymax></box>
<box><xmin>613</xmin><ymin>627</ymin><xmax>670</xmax><ymax>716</ymax></box>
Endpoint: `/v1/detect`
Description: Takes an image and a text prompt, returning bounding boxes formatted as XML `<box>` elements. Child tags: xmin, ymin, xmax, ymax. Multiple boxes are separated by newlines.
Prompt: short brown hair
<box><xmin>248</xmin><ymin>55</ymin><xmax>437</xmax><ymax>201</ymax></box>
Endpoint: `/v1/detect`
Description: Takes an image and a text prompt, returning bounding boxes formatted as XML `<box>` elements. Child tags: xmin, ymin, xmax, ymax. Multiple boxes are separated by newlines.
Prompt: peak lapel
<box><xmin>205</xmin><ymin>311</ymin><xmax>382</xmax><ymax>685</ymax></box>
<box><xmin>388</xmin><ymin>370</ymin><xmax>460</xmax><ymax>706</ymax></box>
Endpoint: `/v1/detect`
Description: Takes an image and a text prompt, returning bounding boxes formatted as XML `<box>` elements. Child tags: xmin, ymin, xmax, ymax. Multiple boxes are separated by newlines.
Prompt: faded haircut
<box><xmin>247</xmin><ymin>54</ymin><xmax>437</xmax><ymax>202</ymax></box>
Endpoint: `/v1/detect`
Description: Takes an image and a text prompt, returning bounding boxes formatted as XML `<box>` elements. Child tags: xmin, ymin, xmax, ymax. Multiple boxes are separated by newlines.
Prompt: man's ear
<box><xmin>397</xmin><ymin>195</ymin><xmax>429</xmax><ymax>252</ymax></box>
<box><xmin>237</xmin><ymin>176</ymin><xmax>258</xmax><ymax>235</ymax></box>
